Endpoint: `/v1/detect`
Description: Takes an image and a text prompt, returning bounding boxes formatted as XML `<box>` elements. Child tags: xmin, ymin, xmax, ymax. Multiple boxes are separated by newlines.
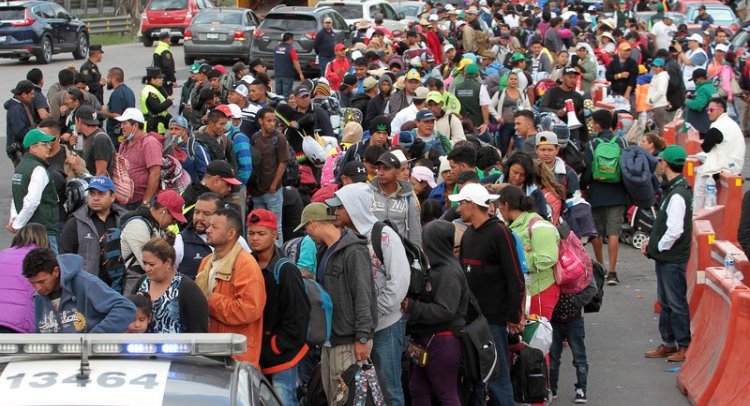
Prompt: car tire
<box><xmin>170</xmin><ymin>37</ymin><xmax>180</xmax><ymax>45</ymax></box>
<box><xmin>184</xmin><ymin>55</ymin><xmax>195</xmax><ymax>65</ymax></box>
<box><xmin>35</xmin><ymin>36</ymin><xmax>52</xmax><ymax>64</ymax></box>
<box><xmin>142</xmin><ymin>35</ymin><xmax>154</xmax><ymax>47</ymax></box>
<box><xmin>73</xmin><ymin>33</ymin><xmax>89</xmax><ymax>60</ymax></box>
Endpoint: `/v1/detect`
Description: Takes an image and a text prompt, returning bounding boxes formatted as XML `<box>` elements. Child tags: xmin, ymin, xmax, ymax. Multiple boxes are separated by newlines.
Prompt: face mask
<box><xmin>125</xmin><ymin>129</ymin><xmax>136</xmax><ymax>142</ymax></box>
<box><xmin>224</xmin><ymin>121</ymin><xmax>233</xmax><ymax>132</ymax></box>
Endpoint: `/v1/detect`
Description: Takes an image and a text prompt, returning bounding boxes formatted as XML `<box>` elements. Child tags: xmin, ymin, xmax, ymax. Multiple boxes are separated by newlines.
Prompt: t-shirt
<box><xmin>106</xmin><ymin>84</ymin><xmax>136</xmax><ymax>133</ymax></box>
<box><xmin>252</xmin><ymin>130</ymin><xmax>291</xmax><ymax>195</ymax></box>
<box><xmin>31</xmin><ymin>87</ymin><xmax>49</xmax><ymax>122</ymax></box>
<box><xmin>119</xmin><ymin>134</ymin><xmax>163</xmax><ymax>203</ymax></box>
<box><xmin>650</xmin><ymin>21</ymin><xmax>677</xmax><ymax>51</ymax></box>
<box><xmin>84</xmin><ymin>129</ymin><xmax>114</xmax><ymax>175</ymax></box>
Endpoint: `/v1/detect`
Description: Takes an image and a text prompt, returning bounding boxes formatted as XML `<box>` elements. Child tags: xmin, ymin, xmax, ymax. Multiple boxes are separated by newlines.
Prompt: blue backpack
<box><xmin>511</xmin><ymin>231</ymin><xmax>529</xmax><ymax>275</ymax></box>
<box><xmin>273</xmin><ymin>258</ymin><xmax>333</xmax><ymax>346</ymax></box>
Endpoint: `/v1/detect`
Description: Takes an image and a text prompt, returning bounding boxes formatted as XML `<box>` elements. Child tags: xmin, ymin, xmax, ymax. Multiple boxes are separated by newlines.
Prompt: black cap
<box><xmin>158</xmin><ymin>30</ymin><xmax>171</xmax><ymax>40</ymax></box>
<box><xmin>692</xmin><ymin>68</ymin><xmax>707</xmax><ymax>81</ymax></box>
<box><xmin>11</xmin><ymin>80</ymin><xmax>34</xmax><ymax>95</ymax></box>
<box><xmin>206</xmin><ymin>160</ymin><xmax>241</xmax><ymax>185</ymax></box>
<box><xmin>198</xmin><ymin>63</ymin><xmax>212</xmax><ymax>75</ymax></box>
<box><xmin>376</xmin><ymin>152</ymin><xmax>401</xmax><ymax>169</ymax></box>
<box><xmin>89</xmin><ymin>44</ymin><xmax>103</xmax><ymax>53</ymax></box>
<box><xmin>342</xmin><ymin>73</ymin><xmax>357</xmax><ymax>88</ymax></box>
<box><xmin>341</xmin><ymin>161</ymin><xmax>368</xmax><ymax>183</ymax></box>
<box><xmin>369</xmin><ymin>115</ymin><xmax>391</xmax><ymax>135</ymax></box>
<box><xmin>207</xmin><ymin>69</ymin><xmax>222</xmax><ymax>79</ymax></box>
<box><xmin>74</xmin><ymin>105</ymin><xmax>99</xmax><ymax>125</ymax></box>
<box><xmin>146</xmin><ymin>66</ymin><xmax>164</xmax><ymax>79</ymax></box>
<box><xmin>563</xmin><ymin>66</ymin><xmax>580</xmax><ymax>75</ymax></box>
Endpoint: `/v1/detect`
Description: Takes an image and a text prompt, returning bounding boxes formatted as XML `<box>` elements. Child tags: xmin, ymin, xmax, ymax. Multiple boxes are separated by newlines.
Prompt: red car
<box><xmin>139</xmin><ymin>0</ymin><xmax>213</xmax><ymax>47</ymax></box>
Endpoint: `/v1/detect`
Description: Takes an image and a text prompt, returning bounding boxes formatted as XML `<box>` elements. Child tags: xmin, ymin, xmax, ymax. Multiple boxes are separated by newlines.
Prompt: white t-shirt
<box><xmin>651</xmin><ymin>21</ymin><xmax>678</xmax><ymax>51</ymax></box>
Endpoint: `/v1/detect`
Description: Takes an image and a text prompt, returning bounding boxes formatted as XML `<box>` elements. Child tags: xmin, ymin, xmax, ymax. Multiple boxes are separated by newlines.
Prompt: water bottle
<box><xmin>704</xmin><ymin>176</ymin><xmax>717</xmax><ymax>209</ymax></box>
<box><xmin>725</xmin><ymin>254</ymin><xmax>742</xmax><ymax>280</ymax></box>
<box><xmin>72</xmin><ymin>129</ymin><xmax>83</xmax><ymax>153</ymax></box>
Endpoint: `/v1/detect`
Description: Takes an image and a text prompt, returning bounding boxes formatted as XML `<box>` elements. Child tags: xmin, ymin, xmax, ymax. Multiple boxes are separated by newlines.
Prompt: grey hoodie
<box><xmin>368</xmin><ymin>177</ymin><xmax>423</xmax><ymax>246</ymax></box>
<box><xmin>336</xmin><ymin>183</ymin><xmax>410</xmax><ymax>332</ymax></box>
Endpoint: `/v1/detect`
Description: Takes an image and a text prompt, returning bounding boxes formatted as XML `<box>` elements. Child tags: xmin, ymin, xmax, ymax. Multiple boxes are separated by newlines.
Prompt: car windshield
<box><xmin>0</xmin><ymin>7</ymin><xmax>26</xmax><ymax>21</ymax></box>
<box><xmin>193</xmin><ymin>11</ymin><xmax>242</xmax><ymax>25</ymax></box>
<box><xmin>731</xmin><ymin>30</ymin><xmax>748</xmax><ymax>48</ymax></box>
<box><xmin>322</xmin><ymin>5</ymin><xmax>362</xmax><ymax>19</ymax></box>
<box><xmin>397</xmin><ymin>5</ymin><xmax>421</xmax><ymax>17</ymax></box>
<box><xmin>261</xmin><ymin>15</ymin><xmax>317</xmax><ymax>32</ymax></box>
<box><xmin>148</xmin><ymin>0</ymin><xmax>187</xmax><ymax>11</ymax></box>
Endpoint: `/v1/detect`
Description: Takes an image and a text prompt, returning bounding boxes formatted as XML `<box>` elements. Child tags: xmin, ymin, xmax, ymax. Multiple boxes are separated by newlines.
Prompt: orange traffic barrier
<box><xmin>717</xmin><ymin>173</ymin><xmax>744</xmax><ymax>244</ymax></box>
<box><xmin>683</xmin><ymin>158</ymin><xmax>699</xmax><ymax>188</ymax></box>
<box><xmin>686</xmin><ymin>220</ymin><xmax>717</xmax><ymax>315</ymax></box>
<box><xmin>677</xmin><ymin>267</ymin><xmax>750</xmax><ymax>405</ymax></box>
<box><xmin>684</xmin><ymin>128</ymin><xmax>702</xmax><ymax>156</ymax></box>
<box><xmin>663</xmin><ymin>124</ymin><xmax>676</xmax><ymax>146</ymax></box>
<box><xmin>709</xmin><ymin>240</ymin><xmax>750</xmax><ymax>282</ymax></box>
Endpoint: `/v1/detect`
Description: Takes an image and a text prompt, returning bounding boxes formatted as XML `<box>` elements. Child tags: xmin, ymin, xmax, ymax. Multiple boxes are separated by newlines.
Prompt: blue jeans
<box><xmin>471</xmin><ymin>323</ymin><xmax>515</xmax><ymax>406</ymax></box>
<box><xmin>494</xmin><ymin>123</ymin><xmax>515</xmax><ymax>156</ymax></box>
<box><xmin>319</xmin><ymin>56</ymin><xmax>333</xmax><ymax>77</ymax></box>
<box><xmin>251</xmin><ymin>187</ymin><xmax>284</xmax><ymax>245</ymax></box>
<box><xmin>48</xmin><ymin>235</ymin><xmax>59</xmax><ymax>255</ymax></box>
<box><xmin>269</xmin><ymin>365</ymin><xmax>299</xmax><ymax>406</ymax></box>
<box><xmin>549</xmin><ymin>317</ymin><xmax>588</xmax><ymax>394</ymax></box>
<box><xmin>655</xmin><ymin>261</ymin><xmax>691</xmax><ymax>348</ymax></box>
<box><xmin>275</xmin><ymin>77</ymin><xmax>294</xmax><ymax>98</ymax></box>
<box><xmin>371</xmin><ymin>318</ymin><xmax>406</xmax><ymax>406</ymax></box>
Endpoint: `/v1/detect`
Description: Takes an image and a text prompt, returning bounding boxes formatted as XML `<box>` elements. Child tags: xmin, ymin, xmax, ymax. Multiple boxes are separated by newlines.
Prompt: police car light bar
<box><xmin>0</xmin><ymin>334</ymin><xmax>247</xmax><ymax>356</ymax></box>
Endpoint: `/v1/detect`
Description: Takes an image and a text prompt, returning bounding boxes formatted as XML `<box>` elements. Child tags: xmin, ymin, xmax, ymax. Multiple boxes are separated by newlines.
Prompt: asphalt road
<box><xmin>2</xmin><ymin>40</ymin><xmax>749</xmax><ymax>405</ymax></box>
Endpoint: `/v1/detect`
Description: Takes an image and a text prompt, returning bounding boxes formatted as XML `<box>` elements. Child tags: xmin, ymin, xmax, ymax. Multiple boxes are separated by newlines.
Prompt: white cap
<box><xmin>391</xmin><ymin>149</ymin><xmax>412</xmax><ymax>165</ymax></box>
<box><xmin>445</xmin><ymin>4</ymin><xmax>455</xmax><ymax>11</ymax></box>
<box><xmin>479</xmin><ymin>0</ymin><xmax>488</xmax><ymax>5</ymax></box>
<box><xmin>444</xmin><ymin>43</ymin><xmax>456</xmax><ymax>53</ymax></box>
<box><xmin>240</xmin><ymin>74</ymin><xmax>255</xmax><ymax>83</ymax></box>
<box><xmin>448</xmin><ymin>183</ymin><xmax>499</xmax><ymax>208</ymax></box>
<box><xmin>351</xmin><ymin>50</ymin><xmax>363</xmax><ymax>61</ymax></box>
<box><xmin>687</xmin><ymin>33</ymin><xmax>703</xmax><ymax>43</ymax></box>
<box><xmin>227</xmin><ymin>104</ymin><xmax>243</xmax><ymax>119</ymax></box>
<box><xmin>429</xmin><ymin>14</ymin><xmax>438</xmax><ymax>21</ymax></box>
<box><xmin>715</xmin><ymin>43</ymin><xmax>729</xmax><ymax>53</ymax></box>
<box><xmin>456</xmin><ymin>20</ymin><xmax>466</xmax><ymax>28</ymax></box>
<box><xmin>115</xmin><ymin>108</ymin><xmax>145</xmax><ymax>124</ymax></box>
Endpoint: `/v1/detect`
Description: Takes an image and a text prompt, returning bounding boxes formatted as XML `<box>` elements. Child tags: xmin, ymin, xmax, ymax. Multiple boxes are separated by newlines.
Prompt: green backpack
<box><xmin>591</xmin><ymin>137</ymin><xmax>622</xmax><ymax>183</ymax></box>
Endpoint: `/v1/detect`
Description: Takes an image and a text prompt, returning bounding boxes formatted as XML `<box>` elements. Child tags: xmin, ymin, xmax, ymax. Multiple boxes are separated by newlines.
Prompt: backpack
<box><xmin>103</xmin><ymin>215</ymin><xmax>154</xmax><ymax>294</ymax></box>
<box><xmin>584</xmin><ymin>260</ymin><xmax>606</xmax><ymax>313</ymax></box>
<box><xmin>303</xmin><ymin>365</ymin><xmax>329</xmax><ymax>406</ymax></box>
<box><xmin>510</xmin><ymin>345</ymin><xmax>549</xmax><ymax>404</ymax></box>
<box><xmin>272</xmin><ymin>258</ymin><xmax>333</xmax><ymax>346</ymax></box>
<box><xmin>341</xmin><ymin>361</ymin><xmax>390</xmax><ymax>406</ymax></box>
<box><xmin>104</xmin><ymin>134</ymin><xmax>134</xmax><ymax>205</ymax></box>
<box><xmin>280</xmin><ymin>236</ymin><xmax>305</xmax><ymax>265</ymax></box>
<box><xmin>371</xmin><ymin>220</ymin><xmax>431</xmax><ymax>300</ymax></box>
<box><xmin>591</xmin><ymin>136</ymin><xmax>622</xmax><ymax>183</ymax></box>
<box><xmin>511</xmin><ymin>231</ymin><xmax>530</xmax><ymax>275</ymax></box>
<box><xmin>529</xmin><ymin>218</ymin><xmax>592</xmax><ymax>294</ymax></box>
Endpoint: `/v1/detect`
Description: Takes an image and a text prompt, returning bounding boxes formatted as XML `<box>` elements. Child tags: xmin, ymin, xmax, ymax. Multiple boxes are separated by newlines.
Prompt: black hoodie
<box><xmin>407</xmin><ymin>220</ymin><xmax>469</xmax><ymax>335</ymax></box>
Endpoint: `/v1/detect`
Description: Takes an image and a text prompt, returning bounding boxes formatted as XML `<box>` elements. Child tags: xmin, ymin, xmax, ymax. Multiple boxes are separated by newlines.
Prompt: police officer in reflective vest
<box><xmin>80</xmin><ymin>44</ymin><xmax>105</xmax><ymax>104</ymax></box>
<box><xmin>153</xmin><ymin>31</ymin><xmax>177</xmax><ymax>96</ymax></box>
<box><xmin>140</xmin><ymin>67</ymin><xmax>173</xmax><ymax>134</ymax></box>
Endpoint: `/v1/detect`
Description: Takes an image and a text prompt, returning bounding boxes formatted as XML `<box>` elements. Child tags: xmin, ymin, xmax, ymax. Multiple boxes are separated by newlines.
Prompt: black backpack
<box><xmin>584</xmin><ymin>260</ymin><xmax>606</xmax><ymax>313</ymax></box>
<box><xmin>511</xmin><ymin>345</ymin><xmax>549</xmax><ymax>404</ymax></box>
<box><xmin>100</xmin><ymin>215</ymin><xmax>153</xmax><ymax>294</ymax></box>
<box><xmin>371</xmin><ymin>220</ymin><xmax>430</xmax><ymax>300</ymax></box>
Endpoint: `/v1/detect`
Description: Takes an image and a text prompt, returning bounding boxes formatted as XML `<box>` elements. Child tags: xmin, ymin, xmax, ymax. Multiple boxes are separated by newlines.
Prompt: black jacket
<box><xmin>605</xmin><ymin>56</ymin><xmax>638</xmax><ymax>96</ymax></box>
<box><xmin>364</xmin><ymin>94</ymin><xmax>388</xmax><ymax>130</ymax></box>
<box><xmin>350</xmin><ymin>94</ymin><xmax>371</xmax><ymax>118</ymax></box>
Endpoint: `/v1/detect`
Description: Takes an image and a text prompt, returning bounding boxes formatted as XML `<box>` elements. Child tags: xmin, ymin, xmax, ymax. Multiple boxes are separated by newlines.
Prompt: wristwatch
<box><xmin>358</xmin><ymin>337</ymin><xmax>368</xmax><ymax>344</ymax></box>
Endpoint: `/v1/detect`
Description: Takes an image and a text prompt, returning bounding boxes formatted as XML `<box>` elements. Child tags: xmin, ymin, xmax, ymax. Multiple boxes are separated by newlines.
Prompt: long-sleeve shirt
<box><xmin>657</xmin><ymin>194</ymin><xmax>686</xmax><ymax>252</ymax></box>
<box><xmin>10</xmin><ymin>166</ymin><xmax>47</xmax><ymax>229</ymax></box>
<box><xmin>228</xmin><ymin>129</ymin><xmax>252</xmax><ymax>185</ymax></box>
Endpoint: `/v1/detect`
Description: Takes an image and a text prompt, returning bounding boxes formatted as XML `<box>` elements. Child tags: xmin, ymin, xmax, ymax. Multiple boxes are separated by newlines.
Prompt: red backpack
<box><xmin>529</xmin><ymin>217</ymin><xmax>592</xmax><ymax>294</ymax></box>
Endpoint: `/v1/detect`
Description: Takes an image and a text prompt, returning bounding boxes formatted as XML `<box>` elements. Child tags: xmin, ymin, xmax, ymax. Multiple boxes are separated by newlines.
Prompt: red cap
<box><xmin>213</xmin><ymin>64</ymin><xmax>227</xmax><ymax>75</ymax></box>
<box><xmin>247</xmin><ymin>209</ymin><xmax>278</xmax><ymax>230</ymax></box>
<box><xmin>335</xmin><ymin>43</ymin><xmax>346</xmax><ymax>52</ymax></box>
<box><xmin>156</xmin><ymin>190</ymin><xmax>187</xmax><ymax>224</ymax></box>
<box><xmin>213</xmin><ymin>104</ymin><xmax>232</xmax><ymax>117</ymax></box>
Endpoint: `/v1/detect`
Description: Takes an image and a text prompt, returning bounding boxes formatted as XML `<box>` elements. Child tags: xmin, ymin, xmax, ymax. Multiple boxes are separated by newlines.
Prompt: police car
<box><xmin>0</xmin><ymin>334</ymin><xmax>282</xmax><ymax>406</ymax></box>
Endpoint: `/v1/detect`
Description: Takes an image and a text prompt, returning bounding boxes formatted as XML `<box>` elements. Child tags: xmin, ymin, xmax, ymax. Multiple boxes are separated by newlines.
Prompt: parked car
<box><xmin>685</xmin><ymin>4</ymin><xmax>741</xmax><ymax>33</ymax></box>
<box><xmin>139</xmin><ymin>0</ymin><xmax>213</xmax><ymax>47</ymax></box>
<box><xmin>393</xmin><ymin>1</ymin><xmax>427</xmax><ymax>25</ymax></box>
<box><xmin>672</xmin><ymin>0</ymin><xmax>722</xmax><ymax>14</ymax></box>
<box><xmin>0</xmin><ymin>1</ymin><xmax>89</xmax><ymax>64</ymax></box>
<box><xmin>315</xmin><ymin>0</ymin><xmax>407</xmax><ymax>33</ymax></box>
<box><xmin>184</xmin><ymin>8</ymin><xmax>258</xmax><ymax>65</ymax></box>
<box><xmin>249</xmin><ymin>6</ymin><xmax>351</xmax><ymax>75</ymax></box>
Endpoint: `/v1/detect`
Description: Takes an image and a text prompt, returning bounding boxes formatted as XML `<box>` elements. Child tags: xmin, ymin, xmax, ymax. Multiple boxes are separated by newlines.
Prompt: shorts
<box><xmin>592</xmin><ymin>205</ymin><xmax>626</xmax><ymax>238</ymax></box>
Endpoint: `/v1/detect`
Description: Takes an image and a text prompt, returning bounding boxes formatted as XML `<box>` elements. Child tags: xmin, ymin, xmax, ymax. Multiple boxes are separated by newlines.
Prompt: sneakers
<box><xmin>605</xmin><ymin>272</ymin><xmax>620</xmax><ymax>286</ymax></box>
<box><xmin>574</xmin><ymin>388</ymin><xmax>587</xmax><ymax>403</ymax></box>
<box><xmin>645</xmin><ymin>344</ymin><xmax>679</xmax><ymax>358</ymax></box>
<box><xmin>667</xmin><ymin>348</ymin><xmax>688</xmax><ymax>362</ymax></box>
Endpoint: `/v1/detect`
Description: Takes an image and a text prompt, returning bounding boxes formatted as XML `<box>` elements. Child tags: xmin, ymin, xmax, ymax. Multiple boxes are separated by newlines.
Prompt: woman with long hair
<box><xmin>487</xmin><ymin>151</ymin><xmax>550</xmax><ymax>219</ymax></box>
<box><xmin>489</xmin><ymin>71</ymin><xmax>531</xmax><ymax>155</ymax></box>
<box><xmin>639</xmin><ymin>132</ymin><xmax>667</xmax><ymax>156</ymax></box>
<box><xmin>536</xmin><ymin>161</ymin><xmax>567</xmax><ymax>225</ymax></box>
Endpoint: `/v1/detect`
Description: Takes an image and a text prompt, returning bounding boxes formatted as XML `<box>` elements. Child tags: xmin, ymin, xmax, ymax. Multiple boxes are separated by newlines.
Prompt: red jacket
<box><xmin>325</xmin><ymin>57</ymin><xmax>351</xmax><ymax>91</ymax></box>
<box><xmin>425</xmin><ymin>31</ymin><xmax>443</xmax><ymax>65</ymax></box>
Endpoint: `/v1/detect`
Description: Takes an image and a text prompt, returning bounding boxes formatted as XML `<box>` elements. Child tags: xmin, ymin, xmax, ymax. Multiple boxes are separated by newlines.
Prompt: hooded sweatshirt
<box><xmin>4</xmin><ymin>98</ymin><xmax>32</xmax><ymax>151</ymax></box>
<box><xmin>34</xmin><ymin>254</ymin><xmax>137</xmax><ymax>333</ymax></box>
<box><xmin>407</xmin><ymin>220</ymin><xmax>469</xmax><ymax>336</ymax></box>
<box><xmin>335</xmin><ymin>183</ymin><xmax>410</xmax><ymax>332</ymax></box>
<box><xmin>364</xmin><ymin>75</ymin><xmax>392</xmax><ymax>129</ymax></box>
<box><xmin>368</xmin><ymin>177</ymin><xmax>423</xmax><ymax>246</ymax></box>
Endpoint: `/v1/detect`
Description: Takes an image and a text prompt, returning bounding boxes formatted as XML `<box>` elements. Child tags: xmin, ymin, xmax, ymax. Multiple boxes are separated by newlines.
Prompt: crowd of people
<box><xmin>1</xmin><ymin>0</ymin><xmax>749</xmax><ymax>404</ymax></box>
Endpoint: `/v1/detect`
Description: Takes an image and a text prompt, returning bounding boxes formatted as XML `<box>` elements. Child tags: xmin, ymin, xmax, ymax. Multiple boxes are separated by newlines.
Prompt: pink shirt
<box><xmin>119</xmin><ymin>133</ymin><xmax>163</xmax><ymax>203</ymax></box>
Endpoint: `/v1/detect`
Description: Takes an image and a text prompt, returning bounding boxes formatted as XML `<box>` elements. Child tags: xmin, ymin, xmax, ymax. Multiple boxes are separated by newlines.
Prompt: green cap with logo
<box><xmin>295</xmin><ymin>203</ymin><xmax>337</xmax><ymax>232</ymax></box>
<box><xmin>189</xmin><ymin>63</ymin><xmax>202</xmax><ymax>73</ymax></box>
<box><xmin>465</xmin><ymin>63</ymin><xmax>479</xmax><ymax>75</ymax></box>
<box><xmin>659</xmin><ymin>145</ymin><xmax>687</xmax><ymax>165</ymax></box>
<box><xmin>23</xmin><ymin>128</ymin><xmax>55</xmax><ymax>149</ymax></box>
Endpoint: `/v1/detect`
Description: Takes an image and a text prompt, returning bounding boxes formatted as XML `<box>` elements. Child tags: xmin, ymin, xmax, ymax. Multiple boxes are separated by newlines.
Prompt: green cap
<box><xmin>659</xmin><ymin>145</ymin><xmax>687</xmax><ymax>165</ymax></box>
<box><xmin>189</xmin><ymin>63</ymin><xmax>201</xmax><ymax>73</ymax></box>
<box><xmin>465</xmin><ymin>63</ymin><xmax>479</xmax><ymax>75</ymax></box>
<box><xmin>425</xmin><ymin>91</ymin><xmax>444</xmax><ymax>105</ymax></box>
<box><xmin>656</xmin><ymin>2</ymin><xmax>664</xmax><ymax>11</ymax></box>
<box><xmin>23</xmin><ymin>128</ymin><xmax>55</xmax><ymax>148</ymax></box>
<box><xmin>511</xmin><ymin>52</ymin><xmax>528</xmax><ymax>62</ymax></box>
<box><xmin>294</xmin><ymin>202</ymin><xmax>336</xmax><ymax>232</ymax></box>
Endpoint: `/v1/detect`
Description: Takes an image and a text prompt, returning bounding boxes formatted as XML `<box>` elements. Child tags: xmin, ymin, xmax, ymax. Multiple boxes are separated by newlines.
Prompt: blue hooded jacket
<box><xmin>34</xmin><ymin>254</ymin><xmax>136</xmax><ymax>333</ymax></box>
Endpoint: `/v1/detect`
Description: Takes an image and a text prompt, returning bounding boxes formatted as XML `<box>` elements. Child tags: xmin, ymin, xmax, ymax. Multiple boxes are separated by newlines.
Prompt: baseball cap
<box><xmin>659</xmin><ymin>145</ymin><xmax>687</xmax><ymax>165</ymax></box>
<box><xmin>342</xmin><ymin>74</ymin><xmax>357</xmax><ymax>88</ymax></box>
<box><xmin>563</xmin><ymin>66</ymin><xmax>581</xmax><ymax>75</ymax></box>
<box><xmin>510</xmin><ymin>52</ymin><xmax>527</xmax><ymax>62</ymax></box>
<box><xmin>443</xmin><ymin>43</ymin><xmax>455</xmax><ymax>53</ymax></box>
<box><xmin>416</xmin><ymin>109</ymin><xmax>436</xmax><ymax>121</ymax></box>
<box><xmin>419</xmin><ymin>18</ymin><xmax>430</xmax><ymax>26</ymax></box>
<box><xmin>445</xmin><ymin>3</ymin><xmax>455</xmax><ymax>11</ymax></box>
<box><xmin>341</xmin><ymin>161</ymin><xmax>368</xmax><ymax>183</ymax></box>
<box><xmin>535</xmin><ymin>131</ymin><xmax>559</xmax><ymax>146</ymax></box>
<box><xmin>426</xmin><ymin>91</ymin><xmax>444</xmax><ymax>105</ymax></box>
<box><xmin>363</xmin><ymin>76</ymin><xmax>378</xmax><ymax>91</ymax></box>
<box><xmin>115</xmin><ymin>108</ymin><xmax>145</xmax><ymax>123</ymax></box>
<box><xmin>90</xmin><ymin>44</ymin><xmax>103</xmax><ymax>53</ymax></box>
<box><xmin>227</xmin><ymin>103</ymin><xmax>243</xmax><ymax>119</ymax></box>
<box><xmin>247</xmin><ymin>209</ymin><xmax>277</xmax><ymax>229</ymax></box>
<box><xmin>295</xmin><ymin>203</ymin><xmax>337</xmax><ymax>231</ymax></box>
<box><xmin>429</xmin><ymin>14</ymin><xmax>438</xmax><ymax>22</ymax></box>
<box><xmin>687</xmin><ymin>33</ymin><xmax>703</xmax><ymax>43</ymax></box>
<box><xmin>169</xmin><ymin>115</ymin><xmax>189</xmax><ymax>128</ymax></box>
<box><xmin>232</xmin><ymin>83</ymin><xmax>249</xmax><ymax>98</ymax></box>
<box><xmin>206</xmin><ymin>160</ymin><xmax>242</xmax><ymax>185</ymax></box>
<box><xmin>335</xmin><ymin>43</ymin><xmax>346</xmax><ymax>52</ymax></box>
<box><xmin>715</xmin><ymin>43</ymin><xmax>729</xmax><ymax>53</ymax></box>
<box><xmin>189</xmin><ymin>63</ymin><xmax>202</xmax><ymax>73</ymax></box>
<box><xmin>465</xmin><ymin>63</ymin><xmax>479</xmax><ymax>75</ymax></box>
<box><xmin>481</xmin><ymin>49</ymin><xmax>497</xmax><ymax>60</ymax></box>
<box><xmin>448</xmin><ymin>183</ymin><xmax>499</xmax><ymax>207</ymax></box>
<box><xmin>23</xmin><ymin>128</ymin><xmax>55</xmax><ymax>148</ymax></box>
<box><xmin>87</xmin><ymin>176</ymin><xmax>116</xmax><ymax>193</ymax></box>
<box><xmin>656</xmin><ymin>2</ymin><xmax>664</xmax><ymax>10</ymax></box>
<box><xmin>411</xmin><ymin>166</ymin><xmax>437</xmax><ymax>188</ymax></box>
<box><xmin>618</xmin><ymin>42</ymin><xmax>632</xmax><ymax>51</ymax></box>
<box><xmin>75</xmin><ymin>105</ymin><xmax>99</xmax><ymax>125</ymax></box>
<box><xmin>391</xmin><ymin>149</ymin><xmax>411</xmax><ymax>165</ymax></box>
<box><xmin>406</xmin><ymin>69</ymin><xmax>421</xmax><ymax>81</ymax></box>
<box><xmin>213</xmin><ymin>104</ymin><xmax>232</xmax><ymax>117</ymax></box>
<box><xmin>466</xmin><ymin>6</ymin><xmax>480</xmax><ymax>15</ymax></box>
<box><xmin>692</xmin><ymin>68</ymin><xmax>707</xmax><ymax>81</ymax></box>
<box><xmin>11</xmin><ymin>80</ymin><xmax>34</xmax><ymax>95</ymax></box>
<box><xmin>376</xmin><ymin>152</ymin><xmax>402</xmax><ymax>169</ymax></box>
<box><xmin>155</xmin><ymin>190</ymin><xmax>187</xmax><ymax>224</ymax></box>
<box><xmin>652</xmin><ymin>58</ymin><xmax>666</xmax><ymax>67</ymax></box>
<box><xmin>198</xmin><ymin>64</ymin><xmax>212</xmax><ymax>75</ymax></box>
<box><xmin>415</xmin><ymin>86</ymin><xmax>430</xmax><ymax>99</ymax></box>
<box><xmin>296</xmin><ymin>87</ymin><xmax>311</xmax><ymax>98</ymax></box>
<box><xmin>213</xmin><ymin>65</ymin><xmax>227</xmax><ymax>75</ymax></box>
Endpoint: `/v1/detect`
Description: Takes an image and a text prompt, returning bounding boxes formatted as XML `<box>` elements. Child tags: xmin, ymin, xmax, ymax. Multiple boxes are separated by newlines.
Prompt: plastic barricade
<box><xmin>716</xmin><ymin>173</ymin><xmax>743</xmax><ymax>244</ymax></box>
<box><xmin>684</xmin><ymin>128</ymin><xmax>702</xmax><ymax>156</ymax></box>
<box><xmin>686</xmin><ymin>220</ymin><xmax>717</xmax><ymax>316</ymax></box>
<box><xmin>663</xmin><ymin>124</ymin><xmax>676</xmax><ymax>146</ymax></box>
<box><xmin>677</xmin><ymin>267</ymin><xmax>750</xmax><ymax>405</ymax></box>
<box><xmin>709</xmin><ymin>240</ymin><xmax>750</xmax><ymax>283</ymax></box>
<box><xmin>683</xmin><ymin>158</ymin><xmax>700</xmax><ymax>188</ymax></box>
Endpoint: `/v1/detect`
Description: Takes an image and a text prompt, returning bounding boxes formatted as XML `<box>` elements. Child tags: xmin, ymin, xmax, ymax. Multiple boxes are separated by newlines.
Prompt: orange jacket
<box><xmin>196</xmin><ymin>243</ymin><xmax>266</xmax><ymax>367</ymax></box>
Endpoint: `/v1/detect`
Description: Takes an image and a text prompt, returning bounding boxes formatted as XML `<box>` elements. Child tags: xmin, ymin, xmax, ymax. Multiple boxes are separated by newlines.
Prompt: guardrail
<box><xmin>83</xmin><ymin>16</ymin><xmax>133</xmax><ymax>35</ymax></box>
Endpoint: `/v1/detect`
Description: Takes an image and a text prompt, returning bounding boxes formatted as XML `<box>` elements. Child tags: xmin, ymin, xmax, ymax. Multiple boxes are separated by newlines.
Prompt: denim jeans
<box><xmin>319</xmin><ymin>56</ymin><xmax>333</xmax><ymax>77</ymax></box>
<box><xmin>269</xmin><ymin>365</ymin><xmax>299</xmax><ymax>406</ymax></box>
<box><xmin>48</xmin><ymin>235</ymin><xmax>59</xmax><ymax>255</ymax></box>
<box><xmin>275</xmin><ymin>77</ymin><xmax>294</xmax><ymax>99</ymax></box>
<box><xmin>471</xmin><ymin>323</ymin><xmax>515</xmax><ymax>406</ymax></box>
<box><xmin>655</xmin><ymin>261</ymin><xmax>691</xmax><ymax>348</ymax></box>
<box><xmin>251</xmin><ymin>187</ymin><xmax>284</xmax><ymax>245</ymax></box>
<box><xmin>371</xmin><ymin>318</ymin><xmax>406</xmax><ymax>406</ymax></box>
<box><xmin>549</xmin><ymin>317</ymin><xmax>589</xmax><ymax>395</ymax></box>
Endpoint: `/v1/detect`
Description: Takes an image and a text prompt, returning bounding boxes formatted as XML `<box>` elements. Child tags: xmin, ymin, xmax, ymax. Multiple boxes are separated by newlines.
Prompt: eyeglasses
<box><xmin>35</xmin><ymin>142</ymin><xmax>52</xmax><ymax>149</ymax></box>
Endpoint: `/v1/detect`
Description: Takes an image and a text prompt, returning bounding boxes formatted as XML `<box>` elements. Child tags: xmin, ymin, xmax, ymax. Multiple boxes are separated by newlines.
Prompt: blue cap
<box><xmin>87</xmin><ymin>176</ymin><xmax>116</xmax><ymax>193</ymax></box>
<box><xmin>652</xmin><ymin>58</ymin><xmax>666</xmax><ymax>67</ymax></box>
<box><xmin>169</xmin><ymin>115</ymin><xmax>189</xmax><ymax>128</ymax></box>
<box><xmin>416</xmin><ymin>109</ymin><xmax>436</xmax><ymax>121</ymax></box>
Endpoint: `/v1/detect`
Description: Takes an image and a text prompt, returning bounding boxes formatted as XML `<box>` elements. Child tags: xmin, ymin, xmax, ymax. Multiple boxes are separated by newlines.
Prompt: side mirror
<box><xmin>398</xmin><ymin>12</ymin><xmax>405</xmax><ymax>20</ymax></box>
<box><xmin>349</xmin><ymin>24</ymin><xmax>356</xmax><ymax>32</ymax></box>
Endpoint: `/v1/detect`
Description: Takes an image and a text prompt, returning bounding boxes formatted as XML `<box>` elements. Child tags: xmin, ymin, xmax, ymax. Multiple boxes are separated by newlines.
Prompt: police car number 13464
<box><xmin>5</xmin><ymin>371</ymin><xmax>158</xmax><ymax>389</ymax></box>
